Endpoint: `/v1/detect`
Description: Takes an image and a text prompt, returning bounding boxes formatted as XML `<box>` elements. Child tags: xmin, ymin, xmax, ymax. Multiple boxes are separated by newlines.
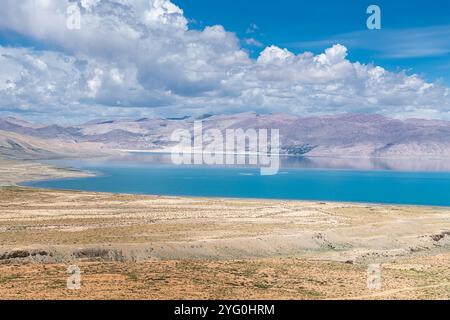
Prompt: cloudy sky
<box><xmin>0</xmin><ymin>0</ymin><xmax>450</xmax><ymax>123</ymax></box>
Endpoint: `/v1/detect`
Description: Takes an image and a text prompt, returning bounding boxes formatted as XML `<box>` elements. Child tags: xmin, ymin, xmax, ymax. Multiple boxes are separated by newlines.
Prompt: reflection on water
<box><xmin>46</xmin><ymin>153</ymin><xmax>450</xmax><ymax>173</ymax></box>
<box><xmin>283</xmin><ymin>156</ymin><xmax>450</xmax><ymax>172</ymax></box>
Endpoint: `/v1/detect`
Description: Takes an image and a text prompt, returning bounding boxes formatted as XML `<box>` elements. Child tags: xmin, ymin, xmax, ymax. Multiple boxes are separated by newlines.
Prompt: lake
<box><xmin>23</xmin><ymin>153</ymin><xmax>450</xmax><ymax>206</ymax></box>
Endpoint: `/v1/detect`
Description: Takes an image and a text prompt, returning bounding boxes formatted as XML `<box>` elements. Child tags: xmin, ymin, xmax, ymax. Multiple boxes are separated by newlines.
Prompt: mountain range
<box><xmin>1</xmin><ymin>113</ymin><xmax>450</xmax><ymax>160</ymax></box>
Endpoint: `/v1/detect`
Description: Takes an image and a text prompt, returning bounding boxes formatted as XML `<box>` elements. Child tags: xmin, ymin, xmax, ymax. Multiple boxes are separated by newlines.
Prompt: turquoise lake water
<box><xmin>23</xmin><ymin>154</ymin><xmax>450</xmax><ymax>206</ymax></box>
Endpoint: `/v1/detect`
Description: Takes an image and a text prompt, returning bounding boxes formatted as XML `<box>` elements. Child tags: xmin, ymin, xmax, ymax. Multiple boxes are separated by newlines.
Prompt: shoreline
<box><xmin>2</xmin><ymin>158</ymin><xmax>450</xmax><ymax>258</ymax></box>
<box><xmin>18</xmin><ymin>184</ymin><xmax>450</xmax><ymax>210</ymax></box>
<box><xmin>1</xmin><ymin>158</ymin><xmax>450</xmax><ymax>299</ymax></box>
<box><xmin>1</xmin><ymin>185</ymin><xmax>450</xmax><ymax>262</ymax></box>
<box><xmin>4</xmin><ymin>157</ymin><xmax>450</xmax><ymax>209</ymax></box>
<box><xmin>0</xmin><ymin>158</ymin><xmax>95</xmax><ymax>187</ymax></box>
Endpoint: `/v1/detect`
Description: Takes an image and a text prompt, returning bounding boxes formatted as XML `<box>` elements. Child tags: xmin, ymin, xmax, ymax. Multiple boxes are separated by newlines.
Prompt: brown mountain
<box><xmin>1</xmin><ymin>113</ymin><xmax>450</xmax><ymax>159</ymax></box>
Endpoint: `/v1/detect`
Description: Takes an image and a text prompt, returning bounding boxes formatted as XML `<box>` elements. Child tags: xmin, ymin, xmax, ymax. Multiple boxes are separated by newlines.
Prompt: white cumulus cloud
<box><xmin>0</xmin><ymin>0</ymin><xmax>449</xmax><ymax>122</ymax></box>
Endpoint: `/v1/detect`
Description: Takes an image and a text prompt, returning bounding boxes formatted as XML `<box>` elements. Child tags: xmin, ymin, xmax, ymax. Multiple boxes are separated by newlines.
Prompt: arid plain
<box><xmin>0</xmin><ymin>159</ymin><xmax>449</xmax><ymax>299</ymax></box>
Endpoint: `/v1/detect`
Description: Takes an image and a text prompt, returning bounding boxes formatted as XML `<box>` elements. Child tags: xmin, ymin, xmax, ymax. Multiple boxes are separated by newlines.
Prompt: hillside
<box><xmin>2</xmin><ymin>113</ymin><xmax>450</xmax><ymax>159</ymax></box>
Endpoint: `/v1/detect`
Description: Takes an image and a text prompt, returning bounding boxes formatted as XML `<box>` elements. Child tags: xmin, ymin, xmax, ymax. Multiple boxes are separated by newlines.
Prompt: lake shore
<box><xmin>0</xmin><ymin>158</ymin><xmax>95</xmax><ymax>187</ymax></box>
<box><xmin>0</xmin><ymin>158</ymin><xmax>450</xmax><ymax>299</ymax></box>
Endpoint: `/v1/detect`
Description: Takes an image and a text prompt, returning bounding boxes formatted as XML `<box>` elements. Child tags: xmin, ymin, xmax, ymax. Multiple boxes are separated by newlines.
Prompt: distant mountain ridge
<box><xmin>1</xmin><ymin>113</ymin><xmax>450</xmax><ymax>159</ymax></box>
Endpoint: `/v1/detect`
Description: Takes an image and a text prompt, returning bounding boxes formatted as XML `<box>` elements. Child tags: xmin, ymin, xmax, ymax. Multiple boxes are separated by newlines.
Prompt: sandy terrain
<box><xmin>1</xmin><ymin>254</ymin><xmax>450</xmax><ymax>300</ymax></box>
<box><xmin>0</xmin><ymin>159</ymin><xmax>449</xmax><ymax>299</ymax></box>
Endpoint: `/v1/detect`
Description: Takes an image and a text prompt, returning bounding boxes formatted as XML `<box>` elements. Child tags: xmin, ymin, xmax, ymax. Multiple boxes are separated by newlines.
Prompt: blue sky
<box><xmin>0</xmin><ymin>0</ymin><xmax>449</xmax><ymax>122</ymax></box>
<box><xmin>177</xmin><ymin>0</ymin><xmax>450</xmax><ymax>84</ymax></box>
